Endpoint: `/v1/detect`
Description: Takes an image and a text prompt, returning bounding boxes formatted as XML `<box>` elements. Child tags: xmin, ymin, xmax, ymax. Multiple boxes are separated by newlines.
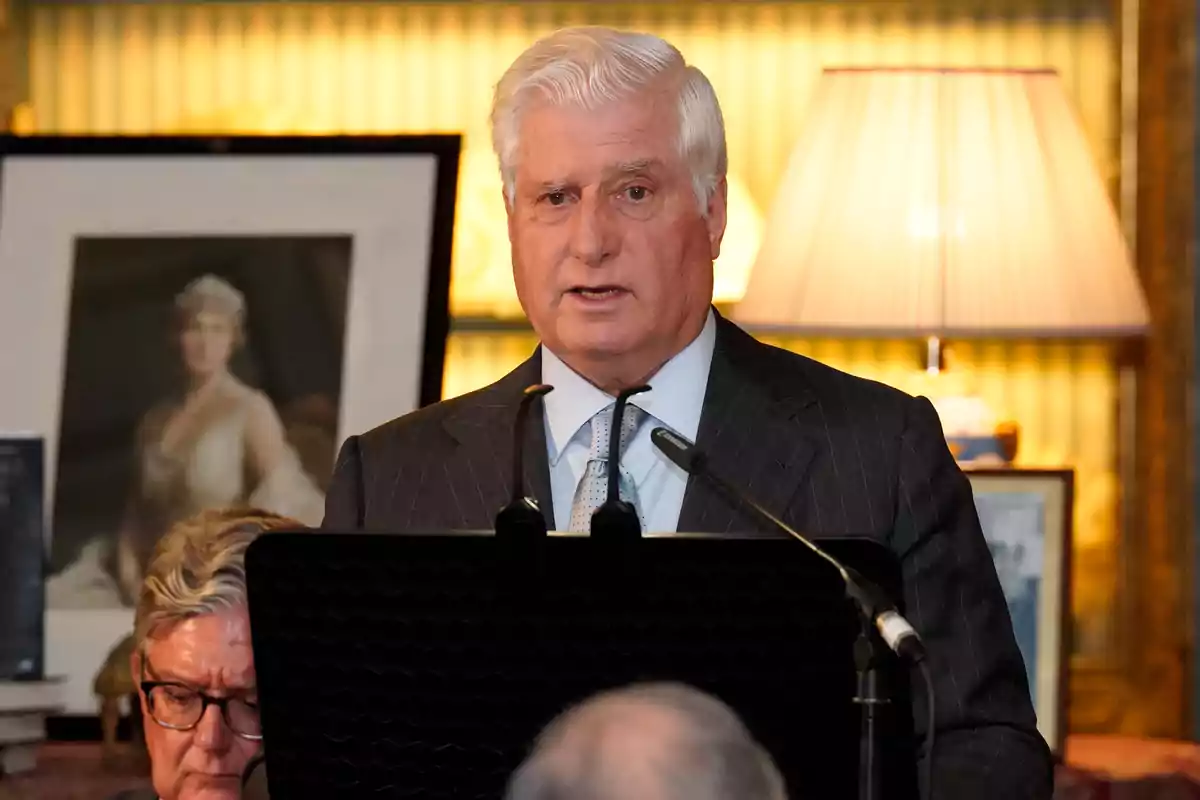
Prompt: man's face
<box><xmin>506</xmin><ymin>84</ymin><xmax>727</xmax><ymax>388</ymax></box>
<box><xmin>134</xmin><ymin>608</ymin><xmax>260</xmax><ymax>800</ymax></box>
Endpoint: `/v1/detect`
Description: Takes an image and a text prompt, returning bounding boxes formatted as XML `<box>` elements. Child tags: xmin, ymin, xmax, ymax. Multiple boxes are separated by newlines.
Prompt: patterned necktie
<box><xmin>567</xmin><ymin>403</ymin><xmax>646</xmax><ymax>533</ymax></box>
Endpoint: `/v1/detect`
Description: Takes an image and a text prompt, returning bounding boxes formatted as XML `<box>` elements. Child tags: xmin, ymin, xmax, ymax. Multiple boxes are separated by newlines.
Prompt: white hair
<box><xmin>489</xmin><ymin>26</ymin><xmax>728</xmax><ymax>214</ymax></box>
<box><xmin>505</xmin><ymin>682</ymin><xmax>788</xmax><ymax>800</ymax></box>
<box><xmin>176</xmin><ymin>273</ymin><xmax>245</xmax><ymax>321</ymax></box>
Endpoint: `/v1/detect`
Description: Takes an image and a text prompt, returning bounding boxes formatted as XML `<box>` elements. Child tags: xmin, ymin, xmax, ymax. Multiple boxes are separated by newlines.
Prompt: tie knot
<box><xmin>587</xmin><ymin>402</ymin><xmax>645</xmax><ymax>461</ymax></box>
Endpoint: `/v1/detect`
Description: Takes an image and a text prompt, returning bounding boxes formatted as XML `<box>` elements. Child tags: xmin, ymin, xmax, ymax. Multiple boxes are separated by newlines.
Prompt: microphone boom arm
<box><xmin>649</xmin><ymin>426</ymin><xmax>937</xmax><ymax>800</ymax></box>
<box><xmin>650</xmin><ymin>427</ymin><xmax>925</xmax><ymax>663</ymax></box>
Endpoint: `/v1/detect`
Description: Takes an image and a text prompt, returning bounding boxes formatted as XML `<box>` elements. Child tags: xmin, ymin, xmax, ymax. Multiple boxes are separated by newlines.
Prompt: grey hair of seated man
<box><xmin>504</xmin><ymin>682</ymin><xmax>788</xmax><ymax>800</ymax></box>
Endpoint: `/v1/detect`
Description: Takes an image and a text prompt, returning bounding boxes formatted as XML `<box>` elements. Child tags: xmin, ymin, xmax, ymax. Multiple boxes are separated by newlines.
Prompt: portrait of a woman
<box><xmin>48</xmin><ymin>273</ymin><xmax>328</xmax><ymax>608</ymax></box>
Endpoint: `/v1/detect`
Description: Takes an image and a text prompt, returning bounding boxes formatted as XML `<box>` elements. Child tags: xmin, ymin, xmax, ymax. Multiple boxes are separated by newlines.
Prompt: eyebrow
<box><xmin>603</xmin><ymin>159</ymin><xmax>665</xmax><ymax>180</ymax></box>
<box><xmin>143</xmin><ymin>660</ymin><xmax>256</xmax><ymax>693</ymax></box>
<box><xmin>143</xmin><ymin>660</ymin><xmax>195</xmax><ymax>687</ymax></box>
<box><xmin>534</xmin><ymin>159</ymin><xmax>667</xmax><ymax>192</ymax></box>
<box><xmin>613</xmin><ymin>158</ymin><xmax>663</xmax><ymax>173</ymax></box>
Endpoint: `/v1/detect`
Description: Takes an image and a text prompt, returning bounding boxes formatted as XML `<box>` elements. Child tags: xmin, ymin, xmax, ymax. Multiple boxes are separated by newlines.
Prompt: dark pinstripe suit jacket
<box><xmin>323</xmin><ymin>314</ymin><xmax>1053</xmax><ymax>798</ymax></box>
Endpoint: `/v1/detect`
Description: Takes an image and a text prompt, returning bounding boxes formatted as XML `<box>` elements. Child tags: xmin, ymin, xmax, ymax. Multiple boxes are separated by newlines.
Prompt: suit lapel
<box><xmin>677</xmin><ymin>318</ymin><xmax>820</xmax><ymax>534</ymax></box>
<box><xmin>437</xmin><ymin>317</ymin><xmax>819</xmax><ymax>534</ymax></box>
<box><xmin>441</xmin><ymin>349</ymin><xmax>556</xmax><ymax>530</ymax></box>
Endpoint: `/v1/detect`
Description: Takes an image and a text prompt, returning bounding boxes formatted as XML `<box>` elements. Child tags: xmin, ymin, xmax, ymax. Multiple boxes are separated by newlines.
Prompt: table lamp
<box><xmin>735</xmin><ymin>67</ymin><xmax>1149</xmax><ymax>366</ymax></box>
<box><xmin>733</xmin><ymin>68</ymin><xmax>1149</xmax><ymax>461</ymax></box>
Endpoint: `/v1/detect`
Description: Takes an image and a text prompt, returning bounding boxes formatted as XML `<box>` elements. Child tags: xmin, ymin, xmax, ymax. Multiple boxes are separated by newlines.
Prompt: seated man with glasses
<box><xmin>125</xmin><ymin>507</ymin><xmax>303</xmax><ymax>800</ymax></box>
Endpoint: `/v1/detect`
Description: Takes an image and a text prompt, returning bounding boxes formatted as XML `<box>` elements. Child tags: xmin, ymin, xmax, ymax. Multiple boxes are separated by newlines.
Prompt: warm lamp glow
<box><xmin>6</xmin><ymin>103</ymin><xmax>37</xmax><ymax>135</ymax></box>
<box><xmin>735</xmin><ymin>68</ymin><xmax>1150</xmax><ymax>338</ymax></box>
<box><xmin>173</xmin><ymin>105</ymin><xmax>315</xmax><ymax>134</ymax></box>
<box><xmin>450</xmin><ymin>141</ymin><xmax>524</xmax><ymax>319</ymax></box>
<box><xmin>712</xmin><ymin>175</ymin><xmax>764</xmax><ymax>304</ymax></box>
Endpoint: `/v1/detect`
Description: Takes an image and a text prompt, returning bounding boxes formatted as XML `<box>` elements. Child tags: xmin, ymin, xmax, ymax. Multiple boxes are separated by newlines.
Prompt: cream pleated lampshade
<box><xmin>734</xmin><ymin>68</ymin><xmax>1149</xmax><ymax>338</ymax></box>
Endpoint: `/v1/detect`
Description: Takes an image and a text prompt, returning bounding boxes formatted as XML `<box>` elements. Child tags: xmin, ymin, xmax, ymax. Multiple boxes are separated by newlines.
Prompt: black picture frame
<box><xmin>0</xmin><ymin>133</ymin><xmax>460</xmax><ymax>409</ymax></box>
<box><xmin>0</xmin><ymin>134</ymin><xmax>461</xmax><ymax>734</ymax></box>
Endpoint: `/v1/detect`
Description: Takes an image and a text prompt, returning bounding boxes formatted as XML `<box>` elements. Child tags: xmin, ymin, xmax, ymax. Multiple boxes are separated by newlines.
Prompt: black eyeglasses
<box><xmin>140</xmin><ymin>680</ymin><xmax>262</xmax><ymax>741</ymax></box>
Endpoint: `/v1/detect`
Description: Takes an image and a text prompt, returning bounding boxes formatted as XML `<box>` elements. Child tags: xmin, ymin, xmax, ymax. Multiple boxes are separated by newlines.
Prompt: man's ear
<box><xmin>503</xmin><ymin>187</ymin><xmax>519</xmax><ymax>241</ymax></box>
<box><xmin>129</xmin><ymin>649</ymin><xmax>147</xmax><ymax>712</ymax></box>
<box><xmin>705</xmin><ymin>177</ymin><xmax>729</xmax><ymax>260</ymax></box>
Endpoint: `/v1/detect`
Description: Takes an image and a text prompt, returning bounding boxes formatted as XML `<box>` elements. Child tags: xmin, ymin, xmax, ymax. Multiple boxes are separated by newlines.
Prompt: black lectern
<box><xmin>245</xmin><ymin>531</ymin><xmax>919</xmax><ymax>799</ymax></box>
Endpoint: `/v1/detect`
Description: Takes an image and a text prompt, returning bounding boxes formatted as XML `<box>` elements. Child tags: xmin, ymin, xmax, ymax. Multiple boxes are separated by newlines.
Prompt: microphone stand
<box><xmin>495</xmin><ymin>384</ymin><xmax>554</xmax><ymax>541</ymax></box>
<box><xmin>854</xmin><ymin>619</ymin><xmax>889</xmax><ymax>800</ymax></box>
<box><xmin>589</xmin><ymin>385</ymin><xmax>651</xmax><ymax>541</ymax></box>
<box><xmin>649</xmin><ymin>427</ymin><xmax>931</xmax><ymax>800</ymax></box>
<box><xmin>842</xmin><ymin>562</ymin><xmax>906</xmax><ymax>800</ymax></box>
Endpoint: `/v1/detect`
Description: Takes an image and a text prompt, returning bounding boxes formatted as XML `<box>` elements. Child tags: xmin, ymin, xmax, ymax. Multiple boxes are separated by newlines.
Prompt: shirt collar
<box><xmin>541</xmin><ymin>309</ymin><xmax>717</xmax><ymax>466</ymax></box>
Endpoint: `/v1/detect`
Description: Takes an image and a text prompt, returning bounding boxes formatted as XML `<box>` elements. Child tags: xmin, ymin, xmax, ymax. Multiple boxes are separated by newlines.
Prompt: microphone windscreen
<box><xmin>650</xmin><ymin>427</ymin><xmax>700</xmax><ymax>474</ymax></box>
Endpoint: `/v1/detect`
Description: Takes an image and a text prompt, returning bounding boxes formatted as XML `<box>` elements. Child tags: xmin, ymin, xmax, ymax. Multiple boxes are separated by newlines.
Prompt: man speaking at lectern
<box><xmin>322</xmin><ymin>26</ymin><xmax>1052</xmax><ymax>798</ymax></box>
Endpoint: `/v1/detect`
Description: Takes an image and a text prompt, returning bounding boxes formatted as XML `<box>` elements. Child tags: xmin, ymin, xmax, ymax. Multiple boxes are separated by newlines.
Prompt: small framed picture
<box><xmin>965</xmin><ymin>467</ymin><xmax>1073</xmax><ymax>755</ymax></box>
<box><xmin>0</xmin><ymin>134</ymin><xmax>459</xmax><ymax>716</ymax></box>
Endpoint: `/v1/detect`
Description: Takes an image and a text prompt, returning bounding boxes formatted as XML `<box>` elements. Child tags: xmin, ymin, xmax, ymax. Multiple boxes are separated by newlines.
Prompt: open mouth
<box><xmin>188</xmin><ymin>773</ymin><xmax>241</xmax><ymax>783</ymax></box>
<box><xmin>568</xmin><ymin>286</ymin><xmax>626</xmax><ymax>299</ymax></box>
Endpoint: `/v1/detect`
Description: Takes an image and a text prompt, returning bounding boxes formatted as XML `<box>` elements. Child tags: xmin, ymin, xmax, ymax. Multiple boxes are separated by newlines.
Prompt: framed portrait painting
<box><xmin>965</xmin><ymin>467</ymin><xmax>1073</xmax><ymax>755</ymax></box>
<box><xmin>0</xmin><ymin>134</ymin><xmax>459</xmax><ymax>718</ymax></box>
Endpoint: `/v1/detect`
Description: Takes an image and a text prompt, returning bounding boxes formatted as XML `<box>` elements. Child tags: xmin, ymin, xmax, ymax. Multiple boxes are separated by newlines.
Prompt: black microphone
<box><xmin>650</xmin><ymin>426</ymin><xmax>926</xmax><ymax>664</ymax></box>
<box><xmin>589</xmin><ymin>385</ymin><xmax>651</xmax><ymax>540</ymax></box>
<box><xmin>495</xmin><ymin>384</ymin><xmax>554</xmax><ymax>540</ymax></box>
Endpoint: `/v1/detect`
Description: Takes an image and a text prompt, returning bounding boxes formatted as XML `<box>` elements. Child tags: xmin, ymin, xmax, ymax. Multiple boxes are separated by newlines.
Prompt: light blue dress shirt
<box><xmin>541</xmin><ymin>310</ymin><xmax>717</xmax><ymax>533</ymax></box>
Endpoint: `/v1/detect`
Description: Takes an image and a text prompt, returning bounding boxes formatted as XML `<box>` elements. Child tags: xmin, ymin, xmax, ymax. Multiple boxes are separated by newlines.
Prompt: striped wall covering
<box><xmin>25</xmin><ymin>0</ymin><xmax>1122</xmax><ymax>663</ymax></box>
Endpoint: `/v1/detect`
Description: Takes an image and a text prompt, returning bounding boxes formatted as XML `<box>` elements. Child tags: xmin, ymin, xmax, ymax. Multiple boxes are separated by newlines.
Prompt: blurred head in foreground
<box><xmin>504</xmin><ymin>682</ymin><xmax>787</xmax><ymax>800</ymax></box>
<box><xmin>131</xmin><ymin>508</ymin><xmax>303</xmax><ymax>800</ymax></box>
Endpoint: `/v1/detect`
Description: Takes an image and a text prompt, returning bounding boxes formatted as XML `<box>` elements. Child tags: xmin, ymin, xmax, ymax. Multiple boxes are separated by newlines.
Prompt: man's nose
<box><xmin>568</xmin><ymin>193</ymin><xmax>615</xmax><ymax>267</ymax></box>
<box><xmin>193</xmin><ymin>702</ymin><xmax>233</xmax><ymax>750</ymax></box>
